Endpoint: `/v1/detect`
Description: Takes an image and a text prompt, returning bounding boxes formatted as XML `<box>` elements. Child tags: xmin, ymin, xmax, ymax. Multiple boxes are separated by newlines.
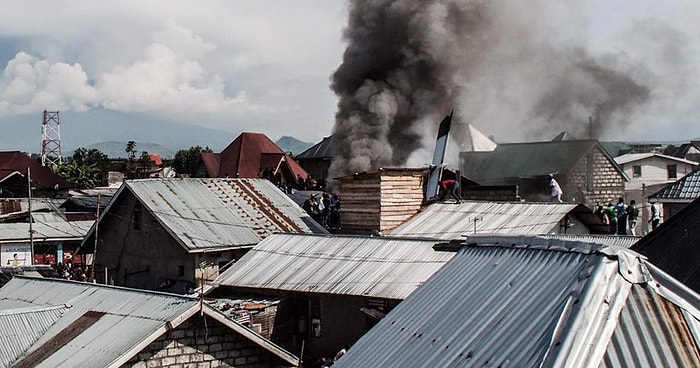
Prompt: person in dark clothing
<box><xmin>329</xmin><ymin>194</ymin><xmax>340</xmax><ymax>228</ymax></box>
<box><xmin>627</xmin><ymin>200</ymin><xmax>639</xmax><ymax>236</ymax></box>
<box><xmin>439</xmin><ymin>179</ymin><xmax>462</xmax><ymax>203</ymax></box>
<box><xmin>614</xmin><ymin>197</ymin><xmax>628</xmax><ymax>235</ymax></box>
<box><xmin>296</xmin><ymin>174</ymin><xmax>305</xmax><ymax>190</ymax></box>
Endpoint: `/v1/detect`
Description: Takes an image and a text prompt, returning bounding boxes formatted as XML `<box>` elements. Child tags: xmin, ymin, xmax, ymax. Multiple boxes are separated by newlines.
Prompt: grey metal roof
<box><xmin>294</xmin><ymin>136</ymin><xmax>336</xmax><ymax>159</ymax></box>
<box><xmin>0</xmin><ymin>221</ymin><xmax>93</xmax><ymax>243</ymax></box>
<box><xmin>460</xmin><ymin>139</ymin><xmax>627</xmax><ymax>182</ymax></box>
<box><xmin>0</xmin><ymin>305</ymin><xmax>67</xmax><ymax>368</ymax></box>
<box><xmin>648</xmin><ymin>170</ymin><xmax>700</xmax><ymax>202</ymax></box>
<box><xmin>212</xmin><ymin>233</ymin><xmax>454</xmax><ymax>299</ymax></box>
<box><xmin>0</xmin><ymin>277</ymin><xmax>299</xmax><ymax>367</ymax></box>
<box><xmin>614</xmin><ymin>152</ymin><xmax>698</xmax><ymax>166</ymax></box>
<box><xmin>540</xmin><ymin>234</ymin><xmax>640</xmax><ymax>248</ymax></box>
<box><xmin>334</xmin><ymin>235</ymin><xmax>700</xmax><ymax>368</ymax></box>
<box><xmin>632</xmin><ymin>196</ymin><xmax>700</xmax><ymax>294</ymax></box>
<box><xmin>83</xmin><ymin>178</ymin><xmax>327</xmax><ymax>253</ymax></box>
<box><xmin>388</xmin><ymin>201</ymin><xmax>582</xmax><ymax>239</ymax></box>
<box><xmin>0</xmin><ymin>277</ymin><xmax>198</xmax><ymax>368</ymax></box>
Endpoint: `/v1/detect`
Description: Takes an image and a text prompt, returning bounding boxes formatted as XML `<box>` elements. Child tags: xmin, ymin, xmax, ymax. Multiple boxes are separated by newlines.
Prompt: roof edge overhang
<box><xmin>648</xmin><ymin>198</ymin><xmax>694</xmax><ymax>204</ymax></box>
<box><xmin>0</xmin><ymin>236</ymin><xmax>85</xmax><ymax>244</ymax></box>
<box><xmin>0</xmin><ymin>170</ymin><xmax>23</xmax><ymax>183</ymax></box>
<box><xmin>186</xmin><ymin>244</ymin><xmax>255</xmax><ymax>254</ymax></box>
<box><xmin>457</xmin><ymin>234</ymin><xmax>649</xmax><ymax>282</ymax></box>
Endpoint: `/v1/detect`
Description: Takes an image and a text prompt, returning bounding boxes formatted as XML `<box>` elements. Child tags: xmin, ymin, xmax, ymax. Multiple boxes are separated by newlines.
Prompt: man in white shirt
<box><xmin>549</xmin><ymin>174</ymin><xmax>563</xmax><ymax>202</ymax></box>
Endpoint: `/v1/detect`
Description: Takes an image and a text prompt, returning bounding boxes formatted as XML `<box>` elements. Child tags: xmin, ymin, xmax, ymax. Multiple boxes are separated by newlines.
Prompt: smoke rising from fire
<box><xmin>329</xmin><ymin>0</ymin><xmax>654</xmax><ymax>177</ymax></box>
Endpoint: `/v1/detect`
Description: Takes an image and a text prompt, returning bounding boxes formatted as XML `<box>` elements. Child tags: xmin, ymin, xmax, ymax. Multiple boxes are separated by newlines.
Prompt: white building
<box><xmin>615</xmin><ymin>153</ymin><xmax>697</xmax><ymax>191</ymax></box>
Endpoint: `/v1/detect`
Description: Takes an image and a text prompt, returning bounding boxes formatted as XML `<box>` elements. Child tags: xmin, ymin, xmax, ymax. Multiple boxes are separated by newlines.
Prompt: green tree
<box><xmin>125</xmin><ymin>140</ymin><xmax>137</xmax><ymax>172</ymax></box>
<box><xmin>72</xmin><ymin>148</ymin><xmax>110</xmax><ymax>172</ymax></box>
<box><xmin>137</xmin><ymin>151</ymin><xmax>154</xmax><ymax>178</ymax></box>
<box><xmin>173</xmin><ymin>145</ymin><xmax>212</xmax><ymax>177</ymax></box>
<box><xmin>55</xmin><ymin>148</ymin><xmax>110</xmax><ymax>188</ymax></box>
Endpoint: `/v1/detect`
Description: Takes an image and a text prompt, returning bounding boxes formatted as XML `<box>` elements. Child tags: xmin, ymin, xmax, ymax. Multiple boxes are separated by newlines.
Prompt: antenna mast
<box><xmin>41</xmin><ymin>110</ymin><xmax>62</xmax><ymax>167</ymax></box>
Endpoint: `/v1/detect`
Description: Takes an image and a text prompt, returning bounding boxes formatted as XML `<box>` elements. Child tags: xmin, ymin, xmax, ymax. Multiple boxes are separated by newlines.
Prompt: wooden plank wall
<box><xmin>339</xmin><ymin>174</ymin><xmax>382</xmax><ymax>231</ymax></box>
<box><xmin>339</xmin><ymin>170</ymin><xmax>424</xmax><ymax>233</ymax></box>
<box><xmin>379</xmin><ymin>172</ymin><xmax>424</xmax><ymax>231</ymax></box>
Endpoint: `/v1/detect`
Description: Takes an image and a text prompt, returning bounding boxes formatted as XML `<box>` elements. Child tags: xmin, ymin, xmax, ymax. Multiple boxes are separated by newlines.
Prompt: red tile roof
<box><xmin>0</xmin><ymin>151</ymin><xmax>71</xmax><ymax>189</ymax></box>
<box><xmin>202</xmin><ymin>133</ymin><xmax>308</xmax><ymax>179</ymax></box>
<box><xmin>148</xmin><ymin>153</ymin><xmax>163</xmax><ymax>166</ymax></box>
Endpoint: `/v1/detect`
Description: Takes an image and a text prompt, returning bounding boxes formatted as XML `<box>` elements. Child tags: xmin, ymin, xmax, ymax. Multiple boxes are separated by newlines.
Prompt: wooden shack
<box><xmin>338</xmin><ymin>168</ymin><xmax>426</xmax><ymax>234</ymax></box>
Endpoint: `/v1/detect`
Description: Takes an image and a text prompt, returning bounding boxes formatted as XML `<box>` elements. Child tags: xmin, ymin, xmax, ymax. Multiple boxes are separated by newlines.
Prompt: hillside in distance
<box><xmin>276</xmin><ymin>136</ymin><xmax>314</xmax><ymax>155</ymax></box>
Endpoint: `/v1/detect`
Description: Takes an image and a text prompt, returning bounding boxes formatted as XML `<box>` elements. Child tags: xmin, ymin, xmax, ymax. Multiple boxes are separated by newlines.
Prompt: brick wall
<box><xmin>123</xmin><ymin>314</ymin><xmax>294</xmax><ymax>368</ymax></box>
<box><xmin>567</xmin><ymin>148</ymin><xmax>624</xmax><ymax>206</ymax></box>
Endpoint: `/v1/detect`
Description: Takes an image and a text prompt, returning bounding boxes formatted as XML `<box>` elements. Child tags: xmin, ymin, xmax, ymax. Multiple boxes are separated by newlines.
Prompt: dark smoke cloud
<box><xmin>329</xmin><ymin>0</ymin><xmax>654</xmax><ymax>177</ymax></box>
<box><xmin>530</xmin><ymin>49</ymin><xmax>651</xmax><ymax>138</ymax></box>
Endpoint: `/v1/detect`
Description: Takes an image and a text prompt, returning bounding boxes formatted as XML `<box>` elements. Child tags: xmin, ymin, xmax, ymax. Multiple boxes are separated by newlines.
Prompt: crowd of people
<box><xmin>302</xmin><ymin>192</ymin><xmax>340</xmax><ymax>229</ymax></box>
<box><xmin>259</xmin><ymin>167</ymin><xmax>327</xmax><ymax>194</ymax></box>
<box><xmin>52</xmin><ymin>261</ymin><xmax>91</xmax><ymax>281</ymax></box>
<box><xmin>594</xmin><ymin>197</ymin><xmax>645</xmax><ymax>236</ymax></box>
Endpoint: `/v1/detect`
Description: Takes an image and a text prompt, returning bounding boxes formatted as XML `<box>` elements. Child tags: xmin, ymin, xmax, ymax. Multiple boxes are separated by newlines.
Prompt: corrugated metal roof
<box><xmin>334</xmin><ymin>235</ymin><xmax>700</xmax><ymax>368</ymax></box>
<box><xmin>540</xmin><ymin>234</ymin><xmax>640</xmax><ymax>248</ymax></box>
<box><xmin>0</xmin><ymin>277</ymin><xmax>197</xmax><ymax>368</ymax></box>
<box><xmin>460</xmin><ymin>140</ymin><xmax>624</xmax><ymax>182</ymax></box>
<box><xmin>212</xmin><ymin>233</ymin><xmax>454</xmax><ymax>299</ymax></box>
<box><xmin>0</xmin><ymin>221</ymin><xmax>93</xmax><ymax>243</ymax></box>
<box><xmin>0</xmin><ymin>305</ymin><xmax>67</xmax><ymax>368</ymax></box>
<box><xmin>0</xmin><ymin>277</ymin><xmax>300</xmax><ymax>367</ymax></box>
<box><xmin>294</xmin><ymin>136</ymin><xmax>336</xmax><ymax>159</ymax></box>
<box><xmin>83</xmin><ymin>178</ymin><xmax>327</xmax><ymax>252</ymax></box>
<box><xmin>600</xmin><ymin>141</ymin><xmax>633</xmax><ymax>158</ymax></box>
<box><xmin>388</xmin><ymin>201</ymin><xmax>581</xmax><ymax>239</ymax></box>
<box><xmin>648</xmin><ymin>170</ymin><xmax>700</xmax><ymax>201</ymax></box>
<box><xmin>602</xmin><ymin>284</ymin><xmax>700</xmax><ymax>367</ymax></box>
<box><xmin>632</xmin><ymin>196</ymin><xmax>700</xmax><ymax>294</ymax></box>
<box><xmin>615</xmin><ymin>152</ymin><xmax>698</xmax><ymax>166</ymax></box>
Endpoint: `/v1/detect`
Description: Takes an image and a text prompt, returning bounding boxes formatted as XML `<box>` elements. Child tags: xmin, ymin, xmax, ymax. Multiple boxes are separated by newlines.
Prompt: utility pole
<box><xmin>90</xmin><ymin>194</ymin><xmax>100</xmax><ymax>283</ymax></box>
<box><xmin>28</xmin><ymin>167</ymin><xmax>34</xmax><ymax>265</ymax></box>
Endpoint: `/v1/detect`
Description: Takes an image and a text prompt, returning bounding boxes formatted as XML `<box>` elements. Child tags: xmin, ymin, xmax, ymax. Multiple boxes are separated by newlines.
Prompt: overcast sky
<box><xmin>0</xmin><ymin>1</ymin><xmax>698</xmax><ymax>146</ymax></box>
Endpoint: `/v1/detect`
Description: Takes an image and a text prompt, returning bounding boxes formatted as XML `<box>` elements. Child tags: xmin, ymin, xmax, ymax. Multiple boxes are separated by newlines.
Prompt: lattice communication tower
<box><xmin>41</xmin><ymin>110</ymin><xmax>62</xmax><ymax>167</ymax></box>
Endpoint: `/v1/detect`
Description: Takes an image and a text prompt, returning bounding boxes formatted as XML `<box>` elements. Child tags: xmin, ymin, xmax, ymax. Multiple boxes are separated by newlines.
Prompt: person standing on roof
<box><xmin>649</xmin><ymin>201</ymin><xmax>661</xmax><ymax>230</ymax></box>
<box><xmin>603</xmin><ymin>202</ymin><xmax>618</xmax><ymax>234</ymax></box>
<box><xmin>627</xmin><ymin>200</ymin><xmax>639</xmax><ymax>236</ymax></box>
<box><xmin>548</xmin><ymin>174</ymin><xmax>563</xmax><ymax>202</ymax></box>
<box><xmin>439</xmin><ymin>179</ymin><xmax>462</xmax><ymax>204</ymax></box>
<box><xmin>614</xmin><ymin>197</ymin><xmax>628</xmax><ymax>235</ymax></box>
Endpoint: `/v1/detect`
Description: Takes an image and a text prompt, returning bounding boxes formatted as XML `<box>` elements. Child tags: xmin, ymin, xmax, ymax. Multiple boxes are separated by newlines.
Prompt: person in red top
<box><xmin>440</xmin><ymin>179</ymin><xmax>462</xmax><ymax>204</ymax></box>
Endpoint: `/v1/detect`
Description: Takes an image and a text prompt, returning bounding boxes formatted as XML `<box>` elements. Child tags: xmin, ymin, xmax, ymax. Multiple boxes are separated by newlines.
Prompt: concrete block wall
<box><xmin>123</xmin><ymin>315</ymin><xmax>292</xmax><ymax>368</ymax></box>
<box><xmin>568</xmin><ymin>148</ymin><xmax>624</xmax><ymax>206</ymax></box>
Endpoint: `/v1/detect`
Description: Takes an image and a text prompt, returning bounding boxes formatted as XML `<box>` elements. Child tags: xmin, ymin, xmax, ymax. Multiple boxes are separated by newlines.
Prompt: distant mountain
<box><xmin>276</xmin><ymin>136</ymin><xmax>314</xmax><ymax>155</ymax></box>
<box><xmin>0</xmin><ymin>108</ymin><xmax>236</xmax><ymax>155</ymax></box>
<box><xmin>81</xmin><ymin>141</ymin><xmax>177</xmax><ymax>159</ymax></box>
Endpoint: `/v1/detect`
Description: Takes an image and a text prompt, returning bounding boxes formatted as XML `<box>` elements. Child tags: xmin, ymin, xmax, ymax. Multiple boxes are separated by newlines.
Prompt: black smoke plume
<box><xmin>329</xmin><ymin>0</ymin><xmax>652</xmax><ymax>177</ymax></box>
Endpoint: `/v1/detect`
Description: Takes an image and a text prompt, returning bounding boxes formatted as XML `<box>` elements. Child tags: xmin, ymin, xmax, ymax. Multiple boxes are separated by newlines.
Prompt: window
<box><xmin>632</xmin><ymin>165</ymin><xmax>642</xmax><ymax>177</ymax></box>
<box><xmin>133</xmin><ymin>204</ymin><xmax>142</xmax><ymax>230</ymax></box>
<box><xmin>178</xmin><ymin>265</ymin><xmax>185</xmax><ymax>277</ymax></box>
<box><xmin>667</xmin><ymin>165</ymin><xmax>677</xmax><ymax>179</ymax></box>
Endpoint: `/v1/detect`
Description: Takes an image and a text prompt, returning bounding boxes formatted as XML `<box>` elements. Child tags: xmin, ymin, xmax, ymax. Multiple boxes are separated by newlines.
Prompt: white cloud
<box><xmin>0</xmin><ymin>52</ymin><xmax>98</xmax><ymax>115</ymax></box>
<box><xmin>0</xmin><ymin>0</ymin><xmax>697</xmax><ymax>145</ymax></box>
